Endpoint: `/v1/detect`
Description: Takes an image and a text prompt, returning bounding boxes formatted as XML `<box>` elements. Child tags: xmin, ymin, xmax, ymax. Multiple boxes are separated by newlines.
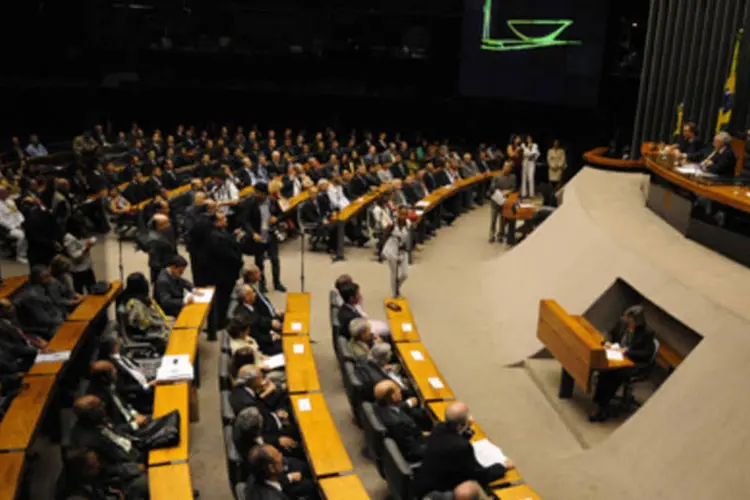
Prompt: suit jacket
<box><xmin>153</xmin><ymin>269</ymin><xmax>194</xmax><ymax>317</ymax></box>
<box><xmin>424</xmin><ymin>171</ymin><xmax>438</xmax><ymax>192</ymax></box>
<box><xmin>14</xmin><ymin>284</ymin><xmax>64</xmax><ymax>339</ymax></box>
<box><xmin>70</xmin><ymin>422</ymin><xmax>144</xmax><ymax>486</ymax></box>
<box><xmin>162</xmin><ymin>170</ymin><xmax>180</xmax><ymax>189</ymax></box>
<box><xmin>414</xmin><ymin>422</ymin><xmax>507</xmax><ymax>497</ymax></box>
<box><xmin>237</xmin><ymin>167</ymin><xmax>258</xmax><ymax>188</ymax></box>
<box><xmin>233</xmin><ymin>303</ymin><xmax>281</xmax><ymax>355</ymax></box>
<box><xmin>204</xmin><ymin>229</ymin><xmax>243</xmax><ymax>287</ymax></box>
<box><xmin>337</xmin><ymin>304</ymin><xmax>362</xmax><ymax>340</ymax></box>
<box><xmin>705</xmin><ymin>147</ymin><xmax>737</xmax><ymax>177</ymax></box>
<box><xmin>375</xmin><ymin>403</ymin><xmax>426</xmax><ymax>462</ymax></box>
<box><xmin>610</xmin><ymin>322</ymin><xmax>656</xmax><ymax>367</ymax></box>
<box><xmin>245</xmin><ymin>479</ymin><xmax>290</xmax><ymax>500</ymax></box>
<box><xmin>229</xmin><ymin>386</ymin><xmax>289</xmax><ymax>447</ymax></box>
<box><xmin>348</xmin><ymin>175</ymin><xmax>370</xmax><ymax>198</ymax></box>
<box><xmin>146</xmin><ymin>230</ymin><xmax>177</xmax><ymax>272</ymax></box>
<box><xmin>243</xmin><ymin>198</ymin><xmax>284</xmax><ymax>238</ymax></box>
<box><xmin>390</xmin><ymin>163</ymin><xmax>408</xmax><ymax>180</ymax></box>
<box><xmin>677</xmin><ymin>137</ymin><xmax>705</xmax><ymax>162</ymax></box>
<box><xmin>300</xmin><ymin>197</ymin><xmax>331</xmax><ymax>226</ymax></box>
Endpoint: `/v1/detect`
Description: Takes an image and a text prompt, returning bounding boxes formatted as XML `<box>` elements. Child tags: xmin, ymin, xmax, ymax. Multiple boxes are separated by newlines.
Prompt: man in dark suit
<box><xmin>70</xmin><ymin>395</ymin><xmax>148</xmax><ymax>500</ymax></box>
<box><xmin>374</xmin><ymin>380</ymin><xmax>430</xmax><ymax>462</ymax></box>
<box><xmin>672</xmin><ymin>122</ymin><xmax>705</xmax><ymax>162</ymax></box>
<box><xmin>238</xmin><ymin>157</ymin><xmax>259</xmax><ymax>188</ymax></box>
<box><xmin>414</xmin><ymin>401</ymin><xmax>511</xmax><ymax>498</ymax></box>
<box><xmin>390</xmin><ymin>153</ymin><xmax>408</xmax><ymax>180</ymax></box>
<box><xmin>244</xmin><ymin>265</ymin><xmax>284</xmax><ymax>324</ymax></box>
<box><xmin>299</xmin><ymin>187</ymin><xmax>337</xmax><ymax>253</ymax></box>
<box><xmin>146</xmin><ymin>214</ymin><xmax>177</xmax><ymax>284</ymax></box>
<box><xmin>241</xmin><ymin>183</ymin><xmax>287</xmax><ymax>293</ymax></box>
<box><xmin>87</xmin><ymin>361</ymin><xmax>150</xmax><ymax>431</ymax></box>
<box><xmin>153</xmin><ymin>255</ymin><xmax>194</xmax><ymax>317</ymax></box>
<box><xmin>701</xmin><ymin>131</ymin><xmax>737</xmax><ymax>178</ymax></box>
<box><xmin>246</xmin><ymin>445</ymin><xmax>292</xmax><ymax>500</ymax></box>
<box><xmin>203</xmin><ymin>212</ymin><xmax>243</xmax><ymax>338</ymax></box>
<box><xmin>336</xmin><ymin>282</ymin><xmax>363</xmax><ymax>340</ymax></box>
<box><xmin>161</xmin><ymin>159</ymin><xmax>180</xmax><ymax>189</ymax></box>
<box><xmin>348</xmin><ymin>165</ymin><xmax>372</xmax><ymax>198</ymax></box>
<box><xmin>13</xmin><ymin>265</ymin><xmax>64</xmax><ymax>339</ymax></box>
<box><xmin>233</xmin><ymin>285</ymin><xmax>282</xmax><ymax>355</ymax></box>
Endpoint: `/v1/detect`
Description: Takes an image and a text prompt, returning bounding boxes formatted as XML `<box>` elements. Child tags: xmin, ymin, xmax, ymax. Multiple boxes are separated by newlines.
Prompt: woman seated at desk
<box><xmin>117</xmin><ymin>272</ymin><xmax>170</xmax><ymax>343</ymax></box>
<box><xmin>589</xmin><ymin>305</ymin><xmax>656</xmax><ymax>423</ymax></box>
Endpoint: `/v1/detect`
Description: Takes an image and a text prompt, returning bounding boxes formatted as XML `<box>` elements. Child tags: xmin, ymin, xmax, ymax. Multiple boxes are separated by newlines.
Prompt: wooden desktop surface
<box><xmin>318</xmin><ymin>474</ymin><xmax>370</xmax><ymax>500</ymax></box>
<box><xmin>290</xmin><ymin>393</ymin><xmax>353</xmax><ymax>477</ymax></box>
<box><xmin>172</xmin><ymin>296</ymin><xmax>213</xmax><ymax>330</ymax></box>
<box><xmin>285</xmin><ymin>292</ymin><xmax>310</xmax><ymax>314</ymax></box>
<box><xmin>0</xmin><ymin>376</ymin><xmax>56</xmax><ymax>451</ymax></box>
<box><xmin>27</xmin><ymin>321</ymin><xmax>89</xmax><ymax>376</ymax></box>
<box><xmin>583</xmin><ymin>146</ymin><xmax>645</xmax><ymax>168</ymax></box>
<box><xmin>427</xmin><ymin>401</ymin><xmax>523</xmax><ymax>487</ymax></box>
<box><xmin>493</xmin><ymin>484</ymin><xmax>542</xmax><ymax>500</ymax></box>
<box><xmin>642</xmin><ymin>142</ymin><xmax>750</xmax><ymax>215</ymax></box>
<box><xmin>573</xmin><ymin>315</ymin><xmax>635</xmax><ymax>371</ymax></box>
<box><xmin>67</xmin><ymin>280</ymin><xmax>123</xmax><ymax>321</ymax></box>
<box><xmin>333</xmin><ymin>190</ymin><xmax>382</xmax><ymax>222</ymax></box>
<box><xmin>148</xmin><ymin>383</ymin><xmax>190</xmax><ymax>466</ymax></box>
<box><xmin>148</xmin><ymin>462</ymin><xmax>193</xmax><ymax>500</ymax></box>
<box><xmin>164</xmin><ymin>327</ymin><xmax>200</xmax><ymax>364</ymax></box>
<box><xmin>395</xmin><ymin>342</ymin><xmax>455</xmax><ymax>402</ymax></box>
<box><xmin>283</xmin><ymin>311</ymin><xmax>310</xmax><ymax>336</ymax></box>
<box><xmin>283</xmin><ymin>336</ymin><xmax>320</xmax><ymax>394</ymax></box>
<box><xmin>383</xmin><ymin>298</ymin><xmax>421</xmax><ymax>343</ymax></box>
<box><xmin>0</xmin><ymin>276</ymin><xmax>28</xmax><ymax>300</ymax></box>
<box><xmin>0</xmin><ymin>452</ymin><xmax>25</xmax><ymax>500</ymax></box>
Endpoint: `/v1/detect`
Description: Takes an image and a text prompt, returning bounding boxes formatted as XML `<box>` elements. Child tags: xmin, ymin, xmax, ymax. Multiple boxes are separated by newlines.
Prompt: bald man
<box><xmin>373</xmin><ymin>380</ymin><xmax>430</xmax><ymax>462</ymax></box>
<box><xmin>414</xmin><ymin>402</ymin><xmax>511</xmax><ymax>498</ymax></box>
<box><xmin>247</xmin><ymin>445</ymin><xmax>291</xmax><ymax>500</ymax></box>
<box><xmin>70</xmin><ymin>395</ymin><xmax>149</xmax><ymax>499</ymax></box>
<box><xmin>146</xmin><ymin>213</ymin><xmax>177</xmax><ymax>283</ymax></box>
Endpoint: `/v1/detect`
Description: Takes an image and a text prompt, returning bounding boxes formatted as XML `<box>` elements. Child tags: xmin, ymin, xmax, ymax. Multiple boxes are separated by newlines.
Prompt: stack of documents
<box><xmin>472</xmin><ymin>439</ymin><xmax>509</xmax><ymax>467</ymax></box>
<box><xmin>605</xmin><ymin>342</ymin><xmax>624</xmax><ymax>361</ymax></box>
<box><xmin>675</xmin><ymin>164</ymin><xmax>701</xmax><ymax>176</ymax></box>
<box><xmin>415</xmin><ymin>201</ymin><xmax>430</xmax><ymax>208</ymax></box>
<box><xmin>262</xmin><ymin>354</ymin><xmax>286</xmax><ymax>370</ymax></box>
<box><xmin>34</xmin><ymin>351</ymin><xmax>71</xmax><ymax>364</ymax></box>
<box><xmin>156</xmin><ymin>355</ymin><xmax>194</xmax><ymax>382</ymax></box>
<box><xmin>186</xmin><ymin>287</ymin><xmax>215</xmax><ymax>304</ymax></box>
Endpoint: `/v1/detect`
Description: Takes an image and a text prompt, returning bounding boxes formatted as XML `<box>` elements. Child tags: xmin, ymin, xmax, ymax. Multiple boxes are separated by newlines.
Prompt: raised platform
<box><xmin>411</xmin><ymin>167</ymin><xmax>750</xmax><ymax>500</ymax></box>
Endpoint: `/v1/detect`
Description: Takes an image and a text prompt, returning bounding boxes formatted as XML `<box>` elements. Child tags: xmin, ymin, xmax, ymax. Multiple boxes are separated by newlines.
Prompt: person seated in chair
<box><xmin>59</xmin><ymin>448</ymin><xmax>130</xmax><ymax>500</ymax></box>
<box><xmin>14</xmin><ymin>265</ymin><xmax>65</xmax><ymax>340</ymax></box>
<box><xmin>0</xmin><ymin>299</ymin><xmax>45</xmax><ymax>367</ymax></box>
<box><xmin>589</xmin><ymin>305</ymin><xmax>656</xmax><ymax>422</ymax></box>
<box><xmin>374</xmin><ymin>380</ymin><xmax>432</xmax><ymax>463</ymax></box>
<box><xmin>299</xmin><ymin>187</ymin><xmax>337</xmax><ymax>253</ymax></box>
<box><xmin>70</xmin><ymin>395</ymin><xmax>148</xmax><ymax>500</ymax></box>
<box><xmin>356</xmin><ymin>343</ymin><xmax>413</xmax><ymax>400</ymax></box>
<box><xmin>700</xmin><ymin>131</ymin><xmax>737</xmax><ymax>177</ymax></box>
<box><xmin>98</xmin><ymin>336</ymin><xmax>155</xmax><ymax>411</ymax></box>
<box><xmin>348</xmin><ymin>318</ymin><xmax>380</xmax><ymax>359</ymax></box>
<box><xmin>88</xmin><ymin>361</ymin><xmax>151</xmax><ymax>431</ymax></box>
<box><xmin>153</xmin><ymin>255</ymin><xmax>195</xmax><ymax>318</ymax></box>
<box><xmin>414</xmin><ymin>401</ymin><xmax>512</xmax><ymax>498</ymax></box>
<box><xmin>245</xmin><ymin>445</ymin><xmax>293</xmax><ymax>500</ymax></box>
<box><xmin>118</xmin><ymin>272</ymin><xmax>170</xmax><ymax>343</ymax></box>
<box><xmin>48</xmin><ymin>254</ymin><xmax>84</xmax><ymax>312</ymax></box>
<box><xmin>241</xmin><ymin>266</ymin><xmax>285</xmax><ymax>324</ymax></box>
<box><xmin>337</xmin><ymin>281</ymin><xmax>390</xmax><ymax>340</ymax></box>
<box><xmin>234</xmin><ymin>408</ymin><xmax>314</xmax><ymax>499</ymax></box>
<box><xmin>424</xmin><ymin>480</ymin><xmax>493</xmax><ymax>500</ymax></box>
<box><xmin>226</xmin><ymin>318</ymin><xmax>286</xmax><ymax>386</ymax></box>
<box><xmin>233</xmin><ymin>285</ymin><xmax>282</xmax><ymax>356</ymax></box>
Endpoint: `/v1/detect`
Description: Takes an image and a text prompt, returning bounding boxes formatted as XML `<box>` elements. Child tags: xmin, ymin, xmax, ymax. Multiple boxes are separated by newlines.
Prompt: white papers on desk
<box><xmin>297</xmin><ymin>397</ymin><xmax>312</xmax><ymax>412</ymax></box>
<box><xmin>428</xmin><ymin>377</ymin><xmax>444</xmax><ymax>389</ymax></box>
<box><xmin>156</xmin><ymin>355</ymin><xmax>194</xmax><ymax>382</ymax></box>
<box><xmin>263</xmin><ymin>354</ymin><xmax>286</xmax><ymax>370</ymax></box>
<box><xmin>472</xmin><ymin>439</ymin><xmax>508</xmax><ymax>468</ymax></box>
<box><xmin>291</xmin><ymin>322</ymin><xmax>303</xmax><ymax>332</ymax></box>
<box><xmin>189</xmin><ymin>288</ymin><xmax>215</xmax><ymax>304</ymax></box>
<box><xmin>415</xmin><ymin>201</ymin><xmax>430</xmax><ymax>208</ymax></box>
<box><xmin>675</xmin><ymin>164</ymin><xmax>701</xmax><ymax>175</ymax></box>
<box><xmin>401</xmin><ymin>322</ymin><xmax>413</xmax><ymax>332</ymax></box>
<box><xmin>34</xmin><ymin>351</ymin><xmax>71</xmax><ymax>364</ymax></box>
<box><xmin>415</xmin><ymin>210</ymin><xmax>424</xmax><ymax>217</ymax></box>
<box><xmin>606</xmin><ymin>349</ymin><xmax>624</xmax><ymax>361</ymax></box>
<box><xmin>410</xmin><ymin>350</ymin><xmax>424</xmax><ymax>361</ymax></box>
<box><xmin>292</xmin><ymin>343</ymin><xmax>305</xmax><ymax>354</ymax></box>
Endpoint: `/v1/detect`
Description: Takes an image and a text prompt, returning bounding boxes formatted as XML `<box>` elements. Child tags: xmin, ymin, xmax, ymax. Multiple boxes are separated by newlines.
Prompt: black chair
<box><xmin>220</xmin><ymin>390</ymin><xmax>235</xmax><ymax>425</ymax></box>
<box><xmin>220</xmin><ymin>330</ymin><xmax>231</xmax><ymax>354</ymax></box>
<box><xmin>342</xmin><ymin>361</ymin><xmax>365</xmax><ymax>427</ymax></box>
<box><xmin>223</xmin><ymin>424</ymin><xmax>244</xmax><ymax>489</ymax></box>
<box><xmin>336</xmin><ymin>335</ymin><xmax>354</xmax><ymax>377</ymax></box>
<box><xmin>219</xmin><ymin>352</ymin><xmax>232</xmax><ymax>391</ymax></box>
<box><xmin>361</xmin><ymin>401</ymin><xmax>387</xmax><ymax>477</ymax></box>
<box><xmin>234</xmin><ymin>482</ymin><xmax>248</xmax><ymax>500</ymax></box>
<box><xmin>382</xmin><ymin>437</ymin><xmax>415</xmax><ymax>500</ymax></box>
<box><xmin>613</xmin><ymin>338</ymin><xmax>661</xmax><ymax>414</ymax></box>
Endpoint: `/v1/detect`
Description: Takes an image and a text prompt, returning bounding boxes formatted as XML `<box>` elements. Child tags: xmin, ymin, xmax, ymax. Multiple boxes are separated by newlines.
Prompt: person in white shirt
<box><xmin>325</xmin><ymin>178</ymin><xmax>350</xmax><ymax>211</ymax></box>
<box><xmin>546</xmin><ymin>139</ymin><xmax>567</xmax><ymax>190</ymax></box>
<box><xmin>211</xmin><ymin>171</ymin><xmax>240</xmax><ymax>220</ymax></box>
<box><xmin>0</xmin><ymin>186</ymin><xmax>27</xmax><ymax>263</ymax></box>
<box><xmin>25</xmin><ymin>134</ymin><xmax>48</xmax><ymax>157</ymax></box>
<box><xmin>521</xmin><ymin>134</ymin><xmax>540</xmax><ymax>198</ymax></box>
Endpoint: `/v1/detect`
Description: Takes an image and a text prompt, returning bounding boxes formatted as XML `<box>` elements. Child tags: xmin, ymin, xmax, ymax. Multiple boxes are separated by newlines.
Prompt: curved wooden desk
<box><xmin>583</xmin><ymin>147</ymin><xmax>645</xmax><ymax>170</ymax></box>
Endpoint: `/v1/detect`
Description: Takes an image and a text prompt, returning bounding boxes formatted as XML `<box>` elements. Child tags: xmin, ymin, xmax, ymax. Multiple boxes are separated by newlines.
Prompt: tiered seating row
<box><xmin>382</xmin><ymin>298</ymin><xmax>542</xmax><ymax>500</ymax></box>
<box><xmin>147</xmin><ymin>286</ymin><xmax>214</xmax><ymax>500</ymax></box>
<box><xmin>0</xmin><ymin>279</ymin><xmax>123</xmax><ymax>500</ymax></box>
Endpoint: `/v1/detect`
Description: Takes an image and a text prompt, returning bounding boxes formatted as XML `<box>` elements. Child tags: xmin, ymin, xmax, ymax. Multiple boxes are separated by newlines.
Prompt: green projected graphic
<box><xmin>481</xmin><ymin>0</ymin><xmax>581</xmax><ymax>52</ymax></box>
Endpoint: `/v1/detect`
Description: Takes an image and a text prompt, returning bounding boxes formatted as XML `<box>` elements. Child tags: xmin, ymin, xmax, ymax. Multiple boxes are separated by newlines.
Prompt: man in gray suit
<box><xmin>489</xmin><ymin>161</ymin><xmax>517</xmax><ymax>243</ymax></box>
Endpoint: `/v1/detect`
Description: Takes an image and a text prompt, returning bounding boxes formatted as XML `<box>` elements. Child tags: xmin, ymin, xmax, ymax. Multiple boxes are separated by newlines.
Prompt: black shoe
<box><xmin>588</xmin><ymin>408</ymin><xmax>610</xmax><ymax>423</ymax></box>
<box><xmin>274</xmin><ymin>283</ymin><xmax>287</xmax><ymax>292</ymax></box>
<box><xmin>260</xmin><ymin>284</ymin><xmax>269</xmax><ymax>294</ymax></box>
<box><xmin>489</xmin><ymin>236</ymin><xmax>496</xmax><ymax>243</ymax></box>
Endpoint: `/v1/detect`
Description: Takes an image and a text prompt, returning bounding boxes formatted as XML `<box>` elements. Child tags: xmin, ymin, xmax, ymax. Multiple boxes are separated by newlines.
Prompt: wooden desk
<box><xmin>0</xmin><ymin>276</ymin><xmax>28</xmax><ymax>300</ymax></box>
<box><xmin>148</xmin><ymin>383</ymin><xmax>190</xmax><ymax>466</ymax></box>
<box><xmin>27</xmin><ymin>322</ymin><xmax>89</xmax><ymax>376</ymax></box>
<box><xmin>148</xmin><ymin>463</ymin><xmax>193</xmax><ymax>500</ymax></box>
<box><xmin>427</xmin><ymin>401</ymin><xmax>523</xmax><ymax>487</ymax></box>
<box><xmin>283</xmin><ymin>292</ymin><xmax>310</xmax><ymax>335</ymax></box>
<box><xmin>290</xmin><ymin>393</ymin><xmax>353</xmax><ymax>478</ymax></box>
<box><xmin>0</xmin><ymin>376</ymin><xmax>56</xmax><ymax>451</ymax></box>
<box><xmin>333</xmin><ymin>190</ymin><xmax>382</xmax><ymax>223</ymax></box>
<box><xmin>502</xmin><ymin>193</ymin><xmax>539</xmax><ymax>221</ymax></box>
<box><xmin>67</xmin><ymin>280</ymin><xmax>123</xmax><ymax>321</ymax></box>
<box><xmin>172</xmin><ymin>297</ymin><xmax>213</xmax><ymax>330</ymax></box>
<box><xmin>318</xmin><ymin>474</ymin><xmax>369</xmax><ymax>500</ymax></box>
<box><xmin>656</xmin><ymin>342</ymin><xmax>684</xmax><ymax>370</ymax></box>
<box><xmin>383</xmin><ymin>298</ymin><xmax>420</xmax><ymax>342</ymax></box>
<box><xmin>583</xmin><ymin>146</ymin><xmax>645</xmax><ymax>169</ymax></box>
<box><xmin>164</xmin><ymin>328</ymin><xmax>200</xmax><ymax>365</ymax></box>
<box><xmin>283</xmin><ymin>337</ymin><xmax>320</xmax><ymax>394</ymax></box>
<box><xmin>493</xmin><ymin>484</ymin><xmax>541</xmax><ymax>500</ymax></box>
<box><xmin>0</xmin><ymin>452</ymin><xmax>25</xmax><ymax>500</ymax></box>
<box><xmin>537</xmin><ymin>300</ymin><xmax>634</xmax><ymax>399</ymax></box>
<box><xmin>395</xmin><ymin>342</ymin><xmax>454</xmax><ymax>402</ymax></box>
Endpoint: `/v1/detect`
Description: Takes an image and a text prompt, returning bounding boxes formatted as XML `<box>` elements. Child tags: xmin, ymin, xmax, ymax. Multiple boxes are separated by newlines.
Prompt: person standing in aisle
<box><xmin>546</xmin><ymin>139</ymin><xmax>567</xmax><ymax>191</ymax></box>
<box><xmin>381</xmin><ymin>206</ymin><xmax>411</xmax><ymax>298</ymax></box>
<box><xmin>521</xmin><ymin>135</ymin><xmax>540</xmax><ymax>198</ymax></box>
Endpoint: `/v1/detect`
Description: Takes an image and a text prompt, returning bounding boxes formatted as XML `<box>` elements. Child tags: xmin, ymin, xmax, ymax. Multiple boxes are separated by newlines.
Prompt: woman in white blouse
<box><xmin>547</xmin><ymin>139</ymin><xmax>567</xmax><ymax>190</ymax></box>
<box><xmin>521</xmin><ymin>135</ymin><xmax>540</xmax><ymax>198</ymax></box>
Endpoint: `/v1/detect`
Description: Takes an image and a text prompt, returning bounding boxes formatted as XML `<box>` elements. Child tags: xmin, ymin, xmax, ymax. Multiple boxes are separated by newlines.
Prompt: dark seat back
<box><xmin>219</xmin><ymin>352</ymin><xmax>231</xmax><ymax>391</ymax></box>
<box><xmin>382</xmin><ymin>437</ymin><xmax>414</xmax><ymax>500</ymax></box>
<box><xmin>220</xmin><ymin>390</ymin><xmax>235</xmax><ymax>425</ymax></box>
<box><xmin>220</xmin><ymin>330</ymin><xmax>231</xmax><ymax>354</ymax></box>
<box><xmin>342</xmin><ymin>361</ymin><xmax>364</xmax><ymax>427</ymax></box>
<box><xmin>223</xmin><ymin>424</ymin><xmax>243</xmax><ymax>489</ymax></box>
<box><xmin>336</xmin><ymin>335</ymin><xmax>354</xmax><ymax>376</ymax></box>
<box><xmin>361</xmin><ymin>401</ymin><xmax>387</xmax><ymax>477</ymax></box>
